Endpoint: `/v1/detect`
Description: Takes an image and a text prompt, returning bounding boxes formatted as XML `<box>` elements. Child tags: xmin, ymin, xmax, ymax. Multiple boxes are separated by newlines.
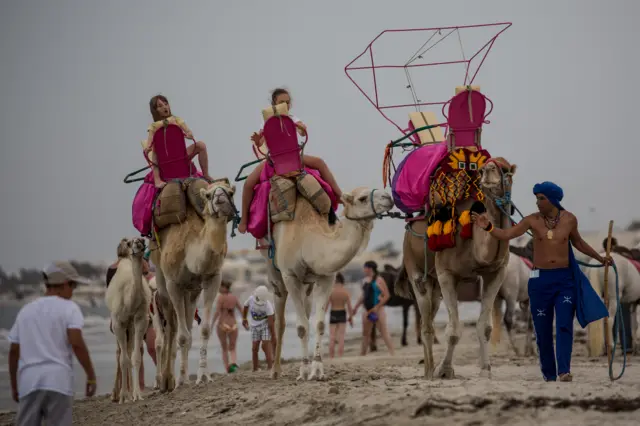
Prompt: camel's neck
<box><xmin>131</xmin><ymin>256</ymin><xmax>144</xmax><ymax>292</ymax></box>
<box><xmin>201</xmin><ymin>216</ymin><xmax>227</xmax><ymax>257</ymax></box>
<box><xmin>318</xmin><ymin>218</ymin><xmax>374</xmax><ymax>273</ymax></box>
<box><xmin>473</xmin><ymin>194</ymin><xmax>511</xmax><ymax>265</ymax></box>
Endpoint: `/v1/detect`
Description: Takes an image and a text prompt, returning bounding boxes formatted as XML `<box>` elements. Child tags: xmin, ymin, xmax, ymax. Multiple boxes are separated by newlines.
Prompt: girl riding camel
<box><xmin>238</xmin><ymin>88</ymin><xmax>343</xmax><ymax>234</ymax></box>
<box><xmin>145</xmin><ymin>95</ymin><xmax>213</xmax><ymax>188</ymax></box>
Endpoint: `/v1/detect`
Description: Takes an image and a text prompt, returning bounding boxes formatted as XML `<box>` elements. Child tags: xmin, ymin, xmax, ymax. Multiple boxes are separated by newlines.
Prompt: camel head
<box><xmin>341</xmin><ymin>187</ymin><xmax>394</xmax><ymax>221</ymax></box>
<box><xmin>124</xmin><ymin>237</ymin><xmax>146</xmax><ymax>258</ymax></box>
<box><xmin>479</xmin><ymin>157</ymin><xmax>517</xmax><ymax>196</ymax></box>
<box><xmin>199</xmin><ymin>179</ymin><xmax>237</xmax><ymax>219</ymax></box>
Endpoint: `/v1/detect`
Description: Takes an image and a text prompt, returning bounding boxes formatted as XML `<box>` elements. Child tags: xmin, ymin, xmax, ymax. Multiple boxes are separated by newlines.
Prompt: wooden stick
<box><xmin>603</xmin><ymin>220</ymin><xmax>614</xmax><ymax>370</ymax></box>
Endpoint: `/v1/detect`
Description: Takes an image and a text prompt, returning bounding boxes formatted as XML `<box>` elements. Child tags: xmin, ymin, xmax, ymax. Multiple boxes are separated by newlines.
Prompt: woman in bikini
<box><xmin>237</xmin><ymin>88</ymin><xmax>343</xmax><ymax>234</ymax></box>
<box><xmin>351</xmin><ymin>261</ymin><xmax>396</xmax><ymax>356</ymax></box>
<box><xmin>325</xmin><ymin>272</ymin><xmax>354</xmax><ymax>358</ymax></box>
<box><xmin>145</xmin><ymin>94</ymin><xmax>213</xmax><ymax>188</ymax></box>
<box><xmin>212</xmin><ymin>280</ymin><xmax>243</xmax><ymax>373</ymax></box>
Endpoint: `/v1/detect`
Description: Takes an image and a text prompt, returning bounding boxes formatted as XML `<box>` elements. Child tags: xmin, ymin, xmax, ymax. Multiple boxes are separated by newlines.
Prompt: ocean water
<box><xmin>0</xmin><ymin>288</ymin><xmax>481</xmax><ymax>412</ymax></box>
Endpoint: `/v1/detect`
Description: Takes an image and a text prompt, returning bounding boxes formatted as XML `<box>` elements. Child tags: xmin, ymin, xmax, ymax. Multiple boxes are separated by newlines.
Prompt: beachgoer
<box><xmin>325</xmin><ymin>272</ymin><xmax>354</xmax><ymax>358</ymax></box>
<box><xmin>106</xmin><ymin>241</ymin><xmax>157</xmax><ymax>390</ymax></box>
<box><xmin>212</xmin><ymin>280</ymin><xmax>243</xmax><ymax>373</ymax></box>
<box><xmin>351</xmin><ymin>261</ymin><xmax>396</xmax><ymax>356</ymax></box>
<box><xmin>8</xmin><ymin>261</ymin><xmax>96</xmax><ymax>426</ymax></box>
<box><xmin>471</xmin><ymin>181</ymin><xmax>611</xmax><ymax>382</ymax></box>
<box><xmin>145</xmin><ymin>94</ymin><xmax>213</xmax><ymax>188</ymax></box>
<box><xmin>237</xmin><ymin>88</ymin><xmax>343</xmax><ymax>234</ymax></box>
<box><xmin>242</xmin><ymin>285</ymin><xmax>276</xmax><ymax>371</ymax></box>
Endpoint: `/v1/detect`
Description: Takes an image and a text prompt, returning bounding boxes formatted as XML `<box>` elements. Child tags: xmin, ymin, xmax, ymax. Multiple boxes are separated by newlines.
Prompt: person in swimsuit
<box><xmin>325</xmin><ymin>273</ymin><xmax>354</xmax><ymax>358</ymax></box>
<box><xmin>351</xmin><ymin>261</ymin><xmax>396</xmax><ymax>356</ymax></box>
<box><xmin>212</xmin><ymin>280</ymin><xmax>243</xmax><ymax>373</ymax></box>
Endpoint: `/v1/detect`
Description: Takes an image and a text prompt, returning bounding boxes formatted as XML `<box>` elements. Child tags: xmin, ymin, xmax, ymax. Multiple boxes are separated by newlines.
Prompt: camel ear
<box><xmin>230</xmin><ymin>185</ymin><xmax>236</xmax><ymax>194</ymax></box>
<box><xmin>341</xmin><ymin>193</ymin><xmax>354</xmax><ymax>204</ymax></box>
<box><xmin>200</xmin><ymin>188</ymin><xmax>207</xmax><ymax>198</ymax></box>
<box><xmin>509</xmin><ymin>164</ymin><xmax>517</xmax><ymax>175</ymax></box>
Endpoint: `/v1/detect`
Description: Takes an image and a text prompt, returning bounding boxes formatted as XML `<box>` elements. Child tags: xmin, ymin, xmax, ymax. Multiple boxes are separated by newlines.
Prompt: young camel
<box><xmin>396</xmin><ymin>157</ymin><xmax>516</xmax><ymax>379</ymax></box>
<box><xmin>150</xmin><ymin>180</ymin><xmax>236</xmax><ymax>392</ymax></box>
<box><xmin>263</xmin><ymin>186</ymin><xmax>394</xmax><ymax>380</ymax></box>
<box><xmin>105</xmin><ymin>237</ymin><xmax>151</xmax><ymax>403</ymax></box>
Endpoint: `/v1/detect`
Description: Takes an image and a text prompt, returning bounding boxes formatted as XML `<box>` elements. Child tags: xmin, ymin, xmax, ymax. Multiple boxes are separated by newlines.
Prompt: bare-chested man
<box><xmin>472</xmin><ymin>181</ymin><xmax>610</xmax><ymax>383</ymax></box>
<box><xmin>325</xmin><ymin>273</ymin><xmax>354</xmax><ymax>358</ymax></box>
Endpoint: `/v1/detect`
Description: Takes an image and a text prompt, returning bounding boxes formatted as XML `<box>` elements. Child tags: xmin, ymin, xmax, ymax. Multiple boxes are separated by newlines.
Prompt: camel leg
<box><xmin>178</xmin><ymin>292</ymin><xmax>199</xmax><ymax>387</ymax></box>
<box><xmin>309</xmin><ymin>275</ymin><xmax>334</xmax><ymax>381</ymax></box>
<box><xmin>434</xmin><ymin>271</ymin><xmax>461</xmax><ymax>379</ymax></box>
<box><xmin>111</xmin><ymin>343</ymin><xmax>122</xmax><ymax>402</ymax></box>
<box><xmin>401</xmin><ymin>304</ymin><xmax>409</xmax><ymax>347</ymax></box>
<box><xmin>503</xmin><ymin>295</ymin><xmax>520</xmax><ymax>356</ymax></box>
<box><xmin>113</xmin><ymin>323</ymin><xmax>130</xmax><ymax>404</ymax></box>
<box><xmin>166</xmin><ymin>277</ymin><xmax>191</xmax><ymax>354</ymax></box>
<box><xmin>196</xmin><ymin>274</ymin><xmax>222</xmax><ymax>384</ymax></box>
<box><xmin>131</xmin><ymin>316</ymin><xmax>148</xmax><ymax>401</ymax></box>
<box><xmin>151</xmin><ymin>296</ymin><xmax>164</xmax><ymax>390</ymax></box>
<box><xmin>631</xmin><ymin>304</ymin><xmax>640</xmax><ymax>355</ymax></box>
<box><xmin>282</xmin><ymin>274</ymin><xmax>311</xmax><ymax>381</ymax></box>
<box><xmin>490</xmin><ymin>296</ymin><xmax>503</xmax><ymax>347</ymax></box>
<box><xmin>477</xmin><ymin>268</ymin><xmax>508</xmax><ymax>378</ymax></box>
<box><xmin>414</xmin><ymin>303</ymin><xmax>423</xmax><ymax>344</ymax></box>
<box><xmin>160</xmin><ymin>300</ymin><xmax>177</xmax><ymax>393</ymax></box>
<box><xmin>522</xmin><ymin>300</ymin><xmax>535</xmax><ymax>357</ymax></box>
<box><xmin>416</xmin><ymin>283</ymin><xmax>438</xmax><ymax>379</ymax></box>
<box><xmin>271</xmin><ymin>290</ymin><xmax>288</xmax><ymax>379</ymax></box>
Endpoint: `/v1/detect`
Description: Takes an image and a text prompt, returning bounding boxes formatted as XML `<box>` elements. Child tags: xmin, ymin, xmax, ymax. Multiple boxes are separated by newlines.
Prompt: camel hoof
<box><xmin>401</xmin><ymin>338</ymin><xmax>408</xmax><ymax>347</ymax></box>
<box><xmin>271</xmin><ymin>369</ymin><xmax>281</xmax><ymax>380</ymax></box>
<box><xmin>195</xmin><ymin>370</ymin><xmax>211</xmax><ymax>385</ymax></box>
<box><xmin>177</xmin><ymin>374</ymin><xmax>189</xmax><ymax>387</ymax></box>
<box><xmin>160</xmin><ymin>375</ymin><xmax>176</xmax><ymax>393</ymax></box>
<box><xmin>479</xmin><ymin>367</ymin><xmax>492</xmax><ymax>379</ymax></box>
<box><xmin>111</xmin><ymin>392</ymin><xmax>119</xmax><ymax>403</ymax></box>
<box><xmin>308</xmin><ymin>361</ymin><xmax>325</xmax><ymax>381</ymax></box>
<box><xmin>434</xmin><ymin>363</ymin><xmax>455</xmax><ymax>379</ymax></box>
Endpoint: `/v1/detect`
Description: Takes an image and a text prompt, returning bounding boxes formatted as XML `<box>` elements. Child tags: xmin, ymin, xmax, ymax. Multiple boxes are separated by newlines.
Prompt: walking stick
<box><xmin>603</xmin><ymin>220</ymin><xmax>614</xmax><ymax>369</ymax></box>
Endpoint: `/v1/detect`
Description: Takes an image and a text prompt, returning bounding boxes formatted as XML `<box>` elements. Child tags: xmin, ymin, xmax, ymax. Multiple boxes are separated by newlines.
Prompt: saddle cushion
<box><xmin>184</xmin><ymin>177</ymin><xmax>210</xmax><ymax>220</ymax></box>
<box><xmin>296</xmin><ymin>172</ymin><xmax>332</xmax><ymax>215</ymax></box>
<box><xmin>153</xmin><ymin>181</ymin><xmax>187</xmax><ymax>229</ymax></box>
<box><xmin>269</xmin><ymin>175</ymin><xmax>297</xmax><ymax>223</ymax></box>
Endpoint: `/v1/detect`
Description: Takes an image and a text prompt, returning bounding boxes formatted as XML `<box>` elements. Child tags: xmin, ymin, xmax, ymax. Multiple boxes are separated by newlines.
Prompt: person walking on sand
<box><xmin>325</xmin><ymin>272</ymin><xmax>354</xmax><ymax>358</ymax></box>
<box><xmin>242</xmin><ymin>286</ymin><xmax>276</xmax><ymax>371</ymax></box>
<box><xmin>352</xmin><ymin>261</ymin><xmax>396</xmax><ymax>357</ymax></box>
<box><xmin>8</xmin><ymin>261</ymin><xmax>97</xmax><ymax>426</ymax></box>
<box><xmin>471</xmin><ymin>181</ymin><xmax>610</xmax><ymax>382</ymax></box>
<box><xmin>212</xmin><ymin>280</ymin><xmax>243</xmax><ymax>373</ymax></box>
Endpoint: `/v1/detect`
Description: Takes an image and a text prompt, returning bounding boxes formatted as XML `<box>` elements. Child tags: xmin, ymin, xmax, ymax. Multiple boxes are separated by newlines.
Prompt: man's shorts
<box><xmin>16</xmin><ymin>390</ymin><xmax>73</xmax><ymax>426</ymax></box>
<box><xmin>251</xmin><ymin>322</ymin><xmax>271</xmax><ymax>342</ymax></box>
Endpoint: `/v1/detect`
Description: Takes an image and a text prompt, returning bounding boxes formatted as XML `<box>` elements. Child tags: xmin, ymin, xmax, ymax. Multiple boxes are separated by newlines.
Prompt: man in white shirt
<box><xmin>8</xmin><ymin>261</ymin><xmax>97</xmax><ymax>426</ymax></box>
<box><xmin>242</xmin><ymin>285</ymin><xmax>276</xmax><ymax>371</ymax></box>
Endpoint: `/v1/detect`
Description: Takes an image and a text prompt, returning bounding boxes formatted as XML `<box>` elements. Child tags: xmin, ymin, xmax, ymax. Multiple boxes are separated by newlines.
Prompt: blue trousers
<box><xmin>528</xmin><ymin>267</ymin><xmax>576</xmax><ymax>381</ymax></box>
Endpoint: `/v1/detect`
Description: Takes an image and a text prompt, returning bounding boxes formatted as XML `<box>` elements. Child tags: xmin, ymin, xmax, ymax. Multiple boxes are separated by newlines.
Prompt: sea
<box><xmin>0</xmin><ymin>285</ymin><xmax>481</xmax><ymax>412</ymax></box>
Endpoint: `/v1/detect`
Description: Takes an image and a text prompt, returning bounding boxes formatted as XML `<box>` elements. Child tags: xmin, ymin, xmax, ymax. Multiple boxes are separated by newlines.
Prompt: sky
<box><xmin>1</xmin><ymin>0</ymin><xmax>638</xmax><ymax>272</ymax></box>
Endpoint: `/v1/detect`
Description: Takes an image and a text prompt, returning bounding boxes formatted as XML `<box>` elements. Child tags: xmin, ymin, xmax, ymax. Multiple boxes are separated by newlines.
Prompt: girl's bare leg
<box><xmin>252</xmin><ymin>341</ymin><xmax>260</xmax><ymax>371</ymax></box>
<box><xmin>376</xmin><ymin>308</ymin><xmax>396</xmax><ymax>356</ymax></box>
<box><xmin>138</xmin><ymin>346</ymin><xmax>145</xmax><ymax>390</ymax></box>
<box><xmin>229</xmin><ymin>329</ymin><xmax>238</xmax><ymax>365</ymax></box>
<box><xmin>262</xmin><ymin>341</ymin><xmax>273</xmax><ymax>369</ymax></box>
<box><xmin>145</xmin><ymin>326</ymin><xmax>157</xmax><ymax>365</ymax></box>
<box><xmin>187</xmin><ymin>141</ymin><xmax>212</xmax><ymax>181</ymax></box>
<box><xmin>361</xmin><ymin>313</ymin><xmax>374</xmax><ymax>356</ymax></box>
<box><xmin>217</xmin><ymin>326</ymin><xmax>230</xmax><ymax>372</ymax></box>
<box><xmin>329</xmin><ymin>324</ymin><xmax>337</xmax><ymax>358</ymax></box>
<box><xmin>337</xmin><ymin>323</ymin><xmax>347</xmax><ymax>357</ymax></box>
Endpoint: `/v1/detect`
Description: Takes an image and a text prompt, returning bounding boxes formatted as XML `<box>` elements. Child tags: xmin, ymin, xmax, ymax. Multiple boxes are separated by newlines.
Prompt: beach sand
<box><xmin>1</xmin><ymin>322</ymin><xmax>638</xmax><ymax>426</ymax></box>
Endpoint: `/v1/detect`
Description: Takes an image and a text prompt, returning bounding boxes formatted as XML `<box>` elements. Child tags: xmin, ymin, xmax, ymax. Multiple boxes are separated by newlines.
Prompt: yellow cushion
<box><xmin>454</xmin><ymin>85</ymin><xmax>481</xmax><ymax>95</ymax></box>
<box><xmin>408</xmin><ymin>111</ymin><xmax>444</xmax><ymax>144</ymax></box>
<box><xmin>262</xmin><ymin>103</ymin><xmax>289</xmax><ymax>122</ymax></box>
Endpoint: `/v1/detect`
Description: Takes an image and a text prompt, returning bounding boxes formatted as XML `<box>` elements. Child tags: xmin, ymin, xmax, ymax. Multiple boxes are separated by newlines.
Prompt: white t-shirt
<box><xmin>8</xmin><ymin>296</ymin><xmax>84</xmax><ymax>398</ymax></box>
<box><xmin>244</xmin><ymin>295</ymin><xmax>274</xmax><ymax>327</ymax></box>
<box><xmin>260</xmin><ymin>114</ymin><xmax>302</xmax><ymax>131</ymax></box>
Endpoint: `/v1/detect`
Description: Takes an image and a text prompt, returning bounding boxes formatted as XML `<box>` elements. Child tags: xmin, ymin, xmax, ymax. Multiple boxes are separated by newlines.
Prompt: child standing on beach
<box><xmin>325</xmin><ymin>272</ymin><xmax>354</xmax><ymax>358</ymax></box>
<box><xmin>242</xmin><ymin>286</ymin><xmax>276</xmax><ymax>372</ymax></box>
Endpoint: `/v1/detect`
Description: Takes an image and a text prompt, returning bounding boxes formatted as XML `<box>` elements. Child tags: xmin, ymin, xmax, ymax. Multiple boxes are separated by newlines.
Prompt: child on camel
<box><xmin>145</xmin><ymin>95</ymin><xmax>213</xmax><ymax>188</ymax></box>
<box><xmin>238</xmin><ymin>88</ymin><xmax>343</xmax><ymax>234</ymax></box>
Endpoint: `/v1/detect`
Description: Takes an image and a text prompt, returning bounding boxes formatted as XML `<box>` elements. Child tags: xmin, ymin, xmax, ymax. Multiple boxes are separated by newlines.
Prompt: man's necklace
<box><xmin>543</xmin><ymin>211</ymin><xmax>562</xmax><ymax>240</ymax></box>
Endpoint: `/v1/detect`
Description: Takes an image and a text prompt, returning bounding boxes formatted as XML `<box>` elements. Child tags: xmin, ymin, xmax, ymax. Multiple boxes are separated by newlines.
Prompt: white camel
<box><xmin>263</xmin><ymin>186</ymin><xmax>394</xmax><ymax>380</ymax></box>
<box><xmin>105</xmin><ymin>237</ymin><xmax>152</xmax><ymax>403</ymax></box>
<box><xmin>586</xmin><ymin>252</ymin><xmax>640</xmax><ymax>356</ymax></box>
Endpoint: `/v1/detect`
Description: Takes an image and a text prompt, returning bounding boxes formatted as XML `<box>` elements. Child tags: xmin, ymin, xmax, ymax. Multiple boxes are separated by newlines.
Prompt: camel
<box><xmin>150</xmin><ymin>179</ymin><xmax>236</xmax><ymax>392</ymax></box>
<box><xmin>262</xmin><ymin>186</ymin><xmax>394</xmax><ymax>380</ymax></box>
<box><xmin>586</xmin><ymin>252</ymin><xmax>640</xmax><ymax>357</ymax></box>
<box><xmin>395</xmin><ymin>157</ymin><xmax>516</xmax><ymax>379</ymax></box>
<box><xmin>105</xmin><ymin>237</ymin><xmax>152</xmax><ymax>403</ymax></box>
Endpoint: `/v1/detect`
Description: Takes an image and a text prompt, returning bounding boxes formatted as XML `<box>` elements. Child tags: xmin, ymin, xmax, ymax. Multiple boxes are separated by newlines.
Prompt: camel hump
<box><xmin>393</xmin><ymin>264</ymin><xmax>414</xmax><ymax>300</ymax></box>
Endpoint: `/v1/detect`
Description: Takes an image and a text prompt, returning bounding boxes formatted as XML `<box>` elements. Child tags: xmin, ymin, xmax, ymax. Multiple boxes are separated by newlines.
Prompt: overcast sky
<box><xmin>1</xmin><ymin>0</ymin><xmax>638</xmax><ymax>272</ymax></box>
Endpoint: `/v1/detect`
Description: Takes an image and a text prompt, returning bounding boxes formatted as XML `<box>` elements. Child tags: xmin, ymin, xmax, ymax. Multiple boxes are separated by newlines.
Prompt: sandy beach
<box><xmin>1</xmin><ymin>321</ymin><xmax>638</xmax><ymax>426</ymax></box>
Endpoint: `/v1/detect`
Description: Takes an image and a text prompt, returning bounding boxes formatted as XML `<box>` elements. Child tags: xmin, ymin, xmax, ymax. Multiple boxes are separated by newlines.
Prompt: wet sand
<box><xmin>1</xmin><ymin>323</ymin><xmax>639</xmax><ymax>426</ymax></box>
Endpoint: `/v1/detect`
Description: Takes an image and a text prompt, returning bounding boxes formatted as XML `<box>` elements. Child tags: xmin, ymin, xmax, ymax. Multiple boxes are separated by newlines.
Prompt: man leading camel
<box><xmin>472</xmin><ymin>181</ymin><xmax>610</xmax><ymax>382</ymax></box>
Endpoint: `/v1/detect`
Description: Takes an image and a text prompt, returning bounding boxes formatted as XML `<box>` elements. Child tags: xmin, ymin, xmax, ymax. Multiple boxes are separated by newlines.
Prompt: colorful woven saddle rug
<box><xmin>426</xmin><ymin>147</ymin><xmax>491</xmax><ymax>252</ymax></box>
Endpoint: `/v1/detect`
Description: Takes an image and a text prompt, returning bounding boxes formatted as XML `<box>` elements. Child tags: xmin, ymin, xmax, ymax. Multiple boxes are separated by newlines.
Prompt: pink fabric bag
<box><xmin>132</xmin><ymin>171</ymin><xmax>158</xmax><ymax>236</ymax></box>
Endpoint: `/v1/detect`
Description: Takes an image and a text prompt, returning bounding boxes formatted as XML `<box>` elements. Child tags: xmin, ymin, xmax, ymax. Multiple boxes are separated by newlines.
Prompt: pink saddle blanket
<box><xmin>247</xmin><ymin>162</ymin><xmax>338</xmax><ymax>240</ymax></box>
<box><xmin>390</xmin><ymin>142</ymin><xmax>448</xmax><ymax>214</ymax></box>
<box><xmin>520</xmin><ymin>256</ymin><xmax>534</xmax><ymax>270</ymax></box>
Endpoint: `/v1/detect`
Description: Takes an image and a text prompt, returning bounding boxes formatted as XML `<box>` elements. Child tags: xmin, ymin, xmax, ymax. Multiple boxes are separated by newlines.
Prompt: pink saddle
<box><xmin>146</xmin><ymin>123</ymin><xmax>198</xmax><ymax>180</ymax></box>
<box><xmin>444</xmin><ymin>89</ymin><xmax>491</xmax><ymax>149</ymax></box>
<box><xmin>263</xmin><ymin>115</ymin><xmax>304</xmax><ymax>176</ymax></box>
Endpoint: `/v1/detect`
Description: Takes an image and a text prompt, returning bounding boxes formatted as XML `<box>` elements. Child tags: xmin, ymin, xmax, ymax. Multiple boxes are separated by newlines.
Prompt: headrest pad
<box><xmin>455</xmin><ymin>85</ymin><xmax>481</xmax><ymax>95</ymax></box>
<box><xmin>262</xmin><ymin>103</ymin><xmax>289</xmax><ymax>122</ymax></box>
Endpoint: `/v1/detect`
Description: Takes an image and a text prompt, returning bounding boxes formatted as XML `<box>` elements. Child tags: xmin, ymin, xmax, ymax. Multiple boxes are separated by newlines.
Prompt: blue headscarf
<box><xmin>533</xmin><ymin>181</ymin><xmax>564</xmax><ymax>211</ymax></box>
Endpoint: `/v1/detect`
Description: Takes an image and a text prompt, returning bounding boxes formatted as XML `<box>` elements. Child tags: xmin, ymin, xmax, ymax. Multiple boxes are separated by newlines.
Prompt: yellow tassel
<box><xmin>458</xmin><ymin>210</ymin><xmax>471</xmax><ymax>226</ymax></box>
<box><xmin>432</xmin><ymin>220</ymin><xmax>443</xmax><ymax>235</ymax></box>
<box><xmin>443</xmin><ymin>219</ymin><xmax>453</xmax><ymax>235</ymax></box>
<box><xmin>427</xmin><ymin>224</ymin><xmax>434</xmax><ymax>238</ymax></box>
